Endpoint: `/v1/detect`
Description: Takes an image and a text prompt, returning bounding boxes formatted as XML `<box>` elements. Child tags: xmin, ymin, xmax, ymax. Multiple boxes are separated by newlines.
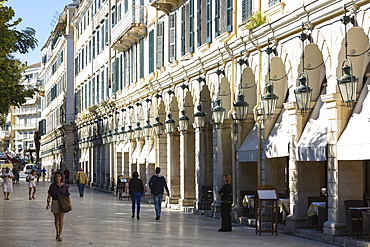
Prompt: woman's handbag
<box><xmin>57</xmin><ymin>193</ymin><xmax>71</xmax><ymax>212</ymax></box>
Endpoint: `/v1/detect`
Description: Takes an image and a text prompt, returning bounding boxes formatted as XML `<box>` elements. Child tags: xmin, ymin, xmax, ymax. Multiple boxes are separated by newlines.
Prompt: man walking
<box><xmin>64</xmin><ymin>168</ymin><xmax>70</xmax><ymax>184</ymax></box>
<box><xmin>76</xmin><ymin>168</ymin><xmax>88</xmax><ymax>197</ymax></box>
<box><xmin>149</xmin><ymin>167</ymin><xmax>170</xmax><ymax>220</ymax></box>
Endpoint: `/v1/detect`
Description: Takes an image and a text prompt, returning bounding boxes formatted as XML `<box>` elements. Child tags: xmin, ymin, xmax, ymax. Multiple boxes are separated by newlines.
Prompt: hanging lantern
<box><xmin>294</xmin><ymin>72</ymin><xmax>312</xmax><ymax>111</ymax></box>
<box><xmin>233</xmin><ymin>93</ymin><xmax>249</xmax><ymax>121</ymax></box>
<box><xmin>143</xmin><ymin>120</ymin><xmax>153</xmax><ymax>138</ymax></box>
<box><xmin>178</xmin><ymin>109</ymin><xmax>190</xmax><ymax>131</ymax></box>
<box><xmin>262</xmin><ymin>83</ymin><xmax>278</xmax><ymax>116</ymax></box>
<box><xmin>193</xmin><ymin>103</ymin><xmax>206</xmax><ymax>128</ymax></box>
<box><xmin>165</xmin><ymin>113</ymin><xmax>176</xmax><ymax>134</ymax></box>
<box><xmin>134</xmin><ymin>122</ymin><xmax>143</xmax><ymax>139</ymax></box>
<box><xmin>153</xmin><ymin>117</ymin><xmax>164</xmax><ymax>136</ymax></box>
<box><xmin>337</xmin><ymin>60</ymin><xmax>358</xmax><ymax>109</ymax></box>
<box><xmin>126</xmin><ymin>125</ymin><xmax>135</xmax><ymax>141</ymax></box>
<box><xmin>212</xmin><ymin>97</ymin><xmax>225</xmax><ymax>125</ymax></box>
<box><xmin>119</xmin><ymin>126</ymin><xmax>126</xmax><ymax>141</ymax></box>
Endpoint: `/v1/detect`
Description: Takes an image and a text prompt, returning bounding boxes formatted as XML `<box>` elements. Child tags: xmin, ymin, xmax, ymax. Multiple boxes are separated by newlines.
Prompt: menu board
<box><xmin>257</xmin><ymin>190</ymin><xmax>277</xmax><ymax>200</ymax></box>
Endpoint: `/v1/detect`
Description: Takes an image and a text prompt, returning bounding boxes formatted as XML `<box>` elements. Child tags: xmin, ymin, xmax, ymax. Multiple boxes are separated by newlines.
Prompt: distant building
<box><xmin>11</xmin><ymin>62</ymin><xmax>41</xmax><ymax>160</ymax></box>
<box><xmin>38</xmin><ymin>1</ymin><xmax>78</xmax><ymax>178</ymax></box>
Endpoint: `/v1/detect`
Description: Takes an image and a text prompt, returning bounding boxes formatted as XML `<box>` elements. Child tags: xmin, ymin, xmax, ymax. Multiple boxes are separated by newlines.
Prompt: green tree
<box><xmin>0</xmin><ymin>0</ymin><xmax>38</xmax><ymax>126</ymax></box>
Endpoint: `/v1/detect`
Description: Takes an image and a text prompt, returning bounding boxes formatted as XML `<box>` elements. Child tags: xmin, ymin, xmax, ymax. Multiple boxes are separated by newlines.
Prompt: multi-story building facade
<box><xmin>40</xmin><ymin>0</ymin><xmax>370</xmax><ymax>236</ymax></box>
<box><xmin>39</xmin><ymin>1</ymin><xmax>79</xmax><ymax>179</ymax></box>
<box><xmin>12</xmin><ymin>62</ymin><xmax>42</xmax><ymax>159</ymax></box>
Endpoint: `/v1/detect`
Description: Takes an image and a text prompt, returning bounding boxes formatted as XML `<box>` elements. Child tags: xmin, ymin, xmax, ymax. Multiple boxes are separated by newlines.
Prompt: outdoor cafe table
<box><xmin>307</xmin><ymin>202</ymin><xmax>326</xmax><ymax>217</ymax></box>
<box><xmin>348</xmin><ymin>206</ymin><xmax>370</xmax><ymax>239</ymax></box>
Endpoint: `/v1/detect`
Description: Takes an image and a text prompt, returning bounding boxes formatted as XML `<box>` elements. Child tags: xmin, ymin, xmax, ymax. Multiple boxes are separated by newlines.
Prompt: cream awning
<box><xmin>237</xmin><ymin>124</ymin><xmax>259</xmax><ymax>162</ymax></box>
<box><xmin>337</xmin><ymin>83</ymin><xmax>370</xmax><ymax>160</ymax></box>
<box><xmin>264</xmin><ymin>108</ymin><xmax>291</xmax><ymax>158</ymax></box>
<box><xmin>295</xmin><ymin>98</ymin><xmax>328</xmax><ymax>161</ymax></box>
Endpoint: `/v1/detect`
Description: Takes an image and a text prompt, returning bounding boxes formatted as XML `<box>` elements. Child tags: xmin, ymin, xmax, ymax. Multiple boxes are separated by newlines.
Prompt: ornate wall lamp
<box><xmin>178</xmin><ymin>83</ymin><xmax>190</xmax><ymax>132</ymax></box>
<box><xmin>211</xmin><ymin>67</ymin><xmax>226</xmax><ymax>127</ymax></box>
<box><xmin>164</xmin><ymin>90</ymin><xmax>176</xmax><ymax>134</ymax></box>
<box><xmin>143</xmin><ymin>98</ymin><xmax>153</xmax><ymax>138</ymax></box>
<box><xmin>261</xmin><ymin>44</ymin><xmax>279</xmax><ymax>119</ymax></box>
<box><xmin>233</xmin><ymin>57</ymin><xmax>249</xmax><ymax>121</ymax></box>
<box><xmin>294</xmin><ymin>24</ymin><xmax>313</xmax><ymax>115</ymax></box>
<box><xmin>153</xmin><ymin>94</ymin><xmax>164</xmax><ymax>136</ymax></box>
<box><xmin>126</xmin><ymin>105</ymin><xmax>135</xmax><ymax>141</ymax></box>
<box><xmin>337</xmin><ymin>7</ymin><xmax>358</xmax><ymax>109</ymax></box>
<box><xmin>193</xmin><ymin>75</ymin><xmax>206</xmax><ymax>128</ymax></box>
<box><xmin>134</xmin><ymin>102</ymin><xmax>143</xmax><ymax>139</ymax></box>
<box><xmin>119</xmin><ymin>108</ymin><xmax>127</xmax><ymax>141</ymax></box>
<box><xmin>113</xmin><ymin>110</ymin><xmax>120</xmax><ymax>142</ymax></box>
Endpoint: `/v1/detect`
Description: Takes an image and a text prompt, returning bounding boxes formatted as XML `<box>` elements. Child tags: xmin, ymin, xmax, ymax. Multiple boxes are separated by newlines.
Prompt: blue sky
<box><xmin>6</xmin><ymin>0</ymin><xmax>73</xmax><ymax>65</ymax></box>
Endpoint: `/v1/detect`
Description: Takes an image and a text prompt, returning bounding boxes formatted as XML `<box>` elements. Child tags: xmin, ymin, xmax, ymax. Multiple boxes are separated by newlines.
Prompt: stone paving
<box><xmin>0</xmin><ymin>180</ymin><xmax>338</xmax><ymax>247</ymax></box>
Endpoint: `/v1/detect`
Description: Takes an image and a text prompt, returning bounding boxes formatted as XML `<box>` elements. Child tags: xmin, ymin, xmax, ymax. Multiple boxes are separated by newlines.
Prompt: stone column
<box><xmin>323</xmin><ymin>94</ymin><xmax>362</xmax><ymax>236</ymax></box>
<box><xmin>179</xmin><ymin>128</ymin><xmax>196</xmax><ymax>207</ymax></box>
<box><xmin>167</xmin><ymin>131</ymin><xmax>180</xmax><ymax>205</ymax></box>
<box><xmin>284</xmin><ymin>102</ymin><xmax>312</xmax><ymax>229</ymax></box>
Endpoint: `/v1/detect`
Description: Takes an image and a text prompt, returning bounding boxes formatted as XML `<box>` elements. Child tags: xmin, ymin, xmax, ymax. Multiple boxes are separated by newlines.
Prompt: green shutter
<box><xmin>181</xmin><ymin>6</ymin><xmax>185</xmax><ymax>56</ymax></box>
<box><xmin>139</xmin><ymin>38</ymin><xmax>144</xmax><ymax>79</ymax></box>
<box><xmin>149</xmin><ymin>30</ymin><xmax>154</xmax><ymax>73</ymax></box>
<box><xmin>189</xmin><ymin>0</ymin><xmax>194</xmax><ymax>53</ymax></box>
<box><xmin>156</xmin><ymin>22</ymin><xmax>164</xmax><ymax>68</ymax></box>
<box><xmin>226</xmin><ymin>0</ymin><xmax>233</xmax><ymax>32</ymax></box>
<box><xmin>215</xmin><ymin>0</ymin><xmax>220</xmax><ymax>37</ymax></box>
<box><xmin>197</xmin><ymin>0</ymin><xmax>201</xmax><ymax>47</ymax></box>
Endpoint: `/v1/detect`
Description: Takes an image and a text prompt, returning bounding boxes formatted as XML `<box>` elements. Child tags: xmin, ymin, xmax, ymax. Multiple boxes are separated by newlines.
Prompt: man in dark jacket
<box><xmin>149</xmin><ymin>167</ymin><xmax>170</xmax><ymax>220</ymax></box>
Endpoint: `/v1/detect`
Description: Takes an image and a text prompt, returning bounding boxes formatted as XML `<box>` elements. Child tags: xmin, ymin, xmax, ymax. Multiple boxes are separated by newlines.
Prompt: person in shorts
<box><xmin>26</xmin><ymin>169</ymin><xmax>37</xmax><ymax>200</ymax></box>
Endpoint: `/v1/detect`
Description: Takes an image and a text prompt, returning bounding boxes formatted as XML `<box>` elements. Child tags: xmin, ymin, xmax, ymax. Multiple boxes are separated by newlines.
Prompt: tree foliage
<box><xmin>0</xmin><ymin>1</ymin><xmax>38</xmax><ymax>126</ymax></box>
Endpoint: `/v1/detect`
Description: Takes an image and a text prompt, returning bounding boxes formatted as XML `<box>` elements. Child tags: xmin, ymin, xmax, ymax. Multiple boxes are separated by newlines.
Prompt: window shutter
<box><xmin>139</xmin><ymin>38</ymin><xmax>144</xmax><ymax>79</ymax></box>
<box><xmin>181</xmin><ymin>6</ymin><xmax>186</xmax><ymax>56</ymax></box>
<box><xmin>101</xmin><ymin>70</ymin><xmax>105</xmax><ymax>100</ymax></box>
<box><xmin>132</xmin><ymin>46</ymin><xmax>136</xmax><ymax>83</ymax></box>
<box><xmin>106</xmin><ymin>67</ymin><xmax>109</xmax><ymax>97</ymax></box>
<box><xmin>169</xmin><ymin>13</ymin><xmax>176</xmax><ymax>62</ymax></box>
<box><xmin>119</xmin><ymin>54</ymin><xmax>123</xmax><ymax>90</ymax></box>
<box><xmin>189</xmin><ymin>0</ymin><xmax>194</xmax><ymax>53</ymax></box>
<box><xmin>105</xmin><ymin>19</ymin><xmax>109</xmax><ymax>45</ymax></box>
<box><xmin>115</xmin><ymin>57</ymin><xmax>119</xmax><ymax>92</ymax></box>
<box><xmin>101</xmin><ymin>24</ymin><xmax>105</xmax><ymax>50</ymax></box>
<box><xmin>156</xmin><ymin>22</ymin><xmax>164</xmax><ymax>68</ymax></box>
<box><xmin>215</xmin><ymin>0</ymin><xmax>220</xmax><ymax>37</ymax></box>
<box><xmin>96</xmin><ymin>30</ymin><xmax>100</xmax><ymax>54</ymax></box>
<box><xmin>268</xmin><ymin>0</ymin><xmax>281</xmax><ymax>8</ymax></box>
<box><xmin>226</xmin><ymin>0</ymin><xmax>233</xmax><ymax>32</ymax></box>
<box><xmin>92</xmin><ymin>35</ymin><xmax>96</xmax><ymax>59</ymax></box>
<box><xmin>148</xmin><ymin>30</ymin><xmax>154</xmax><ymax>73</ymax></box>
<box><xmin>92</xmin><ymin>77</ymin><xmax>95</xmax><ymax>105</ymax></box>
<box><xmin>112</xmin><ymin>60</ymin><xmax>116</xmax><ymax>93</ymax></box>
<box><xmin>197</xmin><ymin>0</ymin><xmax>201</xmax><ymax>47</ymax></box>
<box><xmin>96</xmin><ymin>74</ymin><xmax>100</xmax><ymax>103</ymax></box>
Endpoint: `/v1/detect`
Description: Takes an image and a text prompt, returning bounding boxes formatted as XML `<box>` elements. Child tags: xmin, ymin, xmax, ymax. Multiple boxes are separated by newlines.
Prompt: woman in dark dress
<box><xmin>46</xmin><ymin>171</ymin><xmax>72</xmax><ymax>241</ymax></box>
<box><xmin>129</xmin><ymin>171</ymin><xmax>144</xmax><ymax>219</ymax></box>
<box><xmin>218</xmin><ymin>174</ymin><xmax>232</xmax><ymax>232</ymax></box>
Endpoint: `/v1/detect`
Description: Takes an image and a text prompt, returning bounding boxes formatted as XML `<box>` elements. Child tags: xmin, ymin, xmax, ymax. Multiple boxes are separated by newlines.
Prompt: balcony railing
<box><xmin>12</xmin><ymin>124</ymin><xmax>37</xmax><ymax>130</ymax></box>
<box><xmin>112</xmin><ymin>6</ymin><xmax>147</xmax><ymax>52</ymax></box>
<box><xmin>150</xmin><ymin>0</ymin><xmax>183</xmax><ymax>14</ymax></box>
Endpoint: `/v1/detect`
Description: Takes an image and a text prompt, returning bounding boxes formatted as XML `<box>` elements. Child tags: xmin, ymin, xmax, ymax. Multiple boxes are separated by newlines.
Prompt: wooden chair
<box><xmin>344</xmin><ymin>200</ymin><xmax>365</xmax><ymax>237</ymax></box>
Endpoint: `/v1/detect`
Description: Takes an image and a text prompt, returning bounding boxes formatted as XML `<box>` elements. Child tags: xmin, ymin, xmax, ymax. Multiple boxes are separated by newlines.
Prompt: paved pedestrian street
<box><xmin>0</xmin><ymin>180</ymin><xmax>335</xmax><ymax>247</ymax></box>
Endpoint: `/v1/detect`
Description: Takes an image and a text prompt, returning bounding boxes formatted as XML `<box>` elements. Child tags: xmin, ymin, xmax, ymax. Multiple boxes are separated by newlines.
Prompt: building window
<box><xmin>139</xmin><ymin>38</ymin><xmax>144</xmax><ymax>79</ymax></box>
<box><xmin>156</xmin><ymin>21</ymin><xmax>164</xmax><ymax>68</ymax></box>
<box><xmin>268</xmin><ymin>0</ymin><xmax>281</xmax><ymax>8</ymax></box>
<box><xmin>242</xmin><ymin>0</ymin><xmax>252</xmax><ymax>23</ymax></box>
<box><xmin>148</xmin><ymin>30</ymin><xmax>154</xmax><ymax>74</ymax></box>
<box><xmin>169</xmin><ymin>13</ymin><xmax>176</xmax><ymax>62</ymax></box>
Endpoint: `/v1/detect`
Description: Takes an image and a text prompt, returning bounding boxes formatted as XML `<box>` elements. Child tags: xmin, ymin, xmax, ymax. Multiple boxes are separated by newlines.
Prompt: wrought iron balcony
<box><xmin>150</xmin><ymin>0</ymin><xmax>184</xmax><ymax>14</ymax></box>
<box><xmin>112</xmin><ymin>5</ymin><xmax>147</xmax><ymax>52</ymax></box>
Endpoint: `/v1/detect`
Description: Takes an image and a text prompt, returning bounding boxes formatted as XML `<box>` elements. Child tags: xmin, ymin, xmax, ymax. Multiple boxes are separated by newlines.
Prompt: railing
<box><xmin>12</xmin><ymin>124</ymin><xmax>38</xmax><ymax>130</ymax></box>
<box><xmin>112</xmin><ymin>5</ymin><xmax>147</xmax><ymax>44</ymax></box>
<box><xmin>13</xmin><ymin>106</ymin><xmax>40</xmax><ymax>115</ymax></box>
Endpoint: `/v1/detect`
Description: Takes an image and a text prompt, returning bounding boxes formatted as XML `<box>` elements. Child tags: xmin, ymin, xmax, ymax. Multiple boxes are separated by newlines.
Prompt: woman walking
<box><xmin>26</xmin><ymin>169</ymin><xmax>37</xmax><ymax>200</ymax></box>
<box><xmin>218</xmin><ymin>174</ymin><xmax>233</xmax><ymax>232</ymax></box>
<box><xmin>129</xmin><ymin>171</ymin><xmax>144</xmax><ymax>219</ymax></box>
<box><xmin>1</xmin><ymin>167</ymin><xmax>14</xmax><ymax>200</ymax></box>
<box><xmin>46</xmin><ymin>171</ymin><xmax>72</xmax><ymax>241</ymax></box>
